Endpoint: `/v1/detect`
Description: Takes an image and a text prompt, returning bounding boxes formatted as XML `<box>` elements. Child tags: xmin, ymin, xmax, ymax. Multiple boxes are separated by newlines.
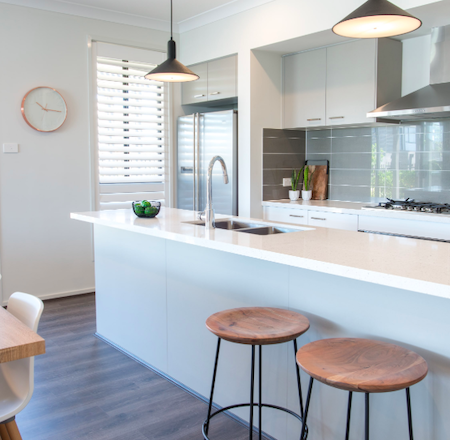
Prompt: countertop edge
<box><xmin>71</xmin><ymin>212</ymin><xmax>450</xmax><ymax>299</ymax></box>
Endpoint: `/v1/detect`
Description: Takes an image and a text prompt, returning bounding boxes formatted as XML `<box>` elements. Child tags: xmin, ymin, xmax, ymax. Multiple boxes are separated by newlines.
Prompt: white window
<box><xmin>92</xmin><ymin>43</ymin><xmax>168</xmax><ymax>210</ymax></box>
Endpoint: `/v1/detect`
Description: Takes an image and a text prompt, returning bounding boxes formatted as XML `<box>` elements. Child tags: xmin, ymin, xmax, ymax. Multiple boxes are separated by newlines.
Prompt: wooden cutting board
<box><xmin>306</xmin><ymin>160</ymin><xmax>329</xmax><ymax>200</ymax></box>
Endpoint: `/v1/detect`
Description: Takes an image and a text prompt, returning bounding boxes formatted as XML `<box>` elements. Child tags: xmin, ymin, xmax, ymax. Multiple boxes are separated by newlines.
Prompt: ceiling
<box><xmin>1</xmin><ymin>0</ymin><xmax>274</xmax><ymax>32</ymax></box>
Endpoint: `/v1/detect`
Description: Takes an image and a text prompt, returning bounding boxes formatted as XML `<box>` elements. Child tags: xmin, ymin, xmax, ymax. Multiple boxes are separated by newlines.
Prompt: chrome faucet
<box><xmin>199</xmin><ymin>156</ymin><xmax>229</xmax><ymax>229</ymax></box>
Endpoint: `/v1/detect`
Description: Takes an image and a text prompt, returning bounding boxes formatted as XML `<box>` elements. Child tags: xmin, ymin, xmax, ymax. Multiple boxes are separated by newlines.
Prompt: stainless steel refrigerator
<box><xmin>177</xmin><ymin>110</ymin><xmax>238</xmax><ymax>215</ymax></box>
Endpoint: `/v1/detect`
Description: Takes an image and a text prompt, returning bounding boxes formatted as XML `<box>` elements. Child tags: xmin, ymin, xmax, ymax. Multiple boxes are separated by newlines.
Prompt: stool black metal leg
<box><xmin>365</xmin><ymin>393</ymin><xmax>370</xmax><ymax>440</ymax></box>
<box><xmin>345</xmin><ymin>392</ymin><xmax>353</xmax><ymax>440</ymax></box>
<box><xmin>293</xmin><ymin>339</ymin><xmax>304</xmax><ymax>416</ymax></box>
<box><xmin>259</xmin><ymin>345</ymin><xmax>262</xmax><ymax>440</ymax></box>
<box><xmin>205</xmin><ymin>338</ymin><xmax>221</xmax><ymax>436</ymax></box>
<box><xmin>249</xmin><ymin>345</ymin><xmax>256</xmax><ymax>440</ymax></box>
<box><xmin>300</xmin><ymin>377</ymin><xmax>314</xmax><ymax>440</ymax></box>
<box><xmin>406</xmin><ymin>388</ymin><xmax>414</xmax><ymax>440</ymax></box>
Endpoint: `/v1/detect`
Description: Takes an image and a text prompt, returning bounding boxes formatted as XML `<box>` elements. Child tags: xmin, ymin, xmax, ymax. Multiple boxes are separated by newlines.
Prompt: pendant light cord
<box><xmin>170</xmin><ymin>0</ymin><xmax>173</xmax><ymax>41</ymax></box>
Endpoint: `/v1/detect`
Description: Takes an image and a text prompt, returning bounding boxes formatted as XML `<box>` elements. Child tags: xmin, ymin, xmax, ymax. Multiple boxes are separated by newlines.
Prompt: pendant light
<box><xmin>332</xmin><ymin>0</ymin><xmax>422</xmax><ymax>39</ymax></box>
<box><xmin>145</xmin><ymin>0</ymin><xmax>199</xmax><ymax>83</ymax></box>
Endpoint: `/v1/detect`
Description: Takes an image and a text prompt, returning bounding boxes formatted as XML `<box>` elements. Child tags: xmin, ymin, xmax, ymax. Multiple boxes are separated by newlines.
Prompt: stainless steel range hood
<box><xmin>367</xmin><ymin>26</ymin><xmax>450</xmax><ymax>121</ymax></box>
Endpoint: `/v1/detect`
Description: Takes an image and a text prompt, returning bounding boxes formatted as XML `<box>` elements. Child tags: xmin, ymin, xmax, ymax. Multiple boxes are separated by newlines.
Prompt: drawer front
<box><xmin>307</xmin><ymin>211</ymin><xmax>358</xmax><ymax>231</ymax></box>
<box><xmin>358</xmin><ymin>215</ymin><xmax>450</xmax><ymax>241</ymax></box>
<box><xmin>263</xmin><ymin>207</ymin><xmax>308</xmax><ymax>225</ymax></box>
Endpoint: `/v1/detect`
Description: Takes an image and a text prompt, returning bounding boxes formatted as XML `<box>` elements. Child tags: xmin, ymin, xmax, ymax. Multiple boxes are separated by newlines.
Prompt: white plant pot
<box><xmin>302</xmin><ymin>190</ymin><xmax>312</xmax><ymax>201</ymax></box>
<box><xmin>289</xmin><ymin>190</ymin><xmax>300</xmax><ymax>201</ymax></box>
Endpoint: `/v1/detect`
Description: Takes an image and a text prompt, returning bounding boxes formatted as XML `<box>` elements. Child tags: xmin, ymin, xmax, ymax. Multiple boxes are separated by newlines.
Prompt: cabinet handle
<box><xmin>209</xmin><ymin>92</ymin><xmax>220</xmax><ymax>95</ymax></box>
<box><xmin>329</xmin><ymin>116</ymin><xmax>345</xmax><ymax>120</ymax></box>
<box><xmin>311</xmin><ymin>217</ymin><xmax>326</xmax><ymax>221</ymax></box>
<box><xmin>194</xmin><ymin>94</ymin><xmax>205</xmax><ymax>98</ymax></box>
<box><xmin>289</xmin><ymin>214</ymin><xmax>304</xmax><ymax>218</ymax></box>
<box><xmin>307</xmin><ymin>118</ymin><xmax>321</xmax><ymax>122</ymax></box>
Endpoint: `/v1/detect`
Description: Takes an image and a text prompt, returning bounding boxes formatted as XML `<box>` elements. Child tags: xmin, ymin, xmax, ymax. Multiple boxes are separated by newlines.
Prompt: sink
<box><xmin>236</xmin><ymin>226</ymin><xmax>299</xmax><ymax>235</ymax></box>
<box><xmin>184</xmin><ymin>219</ymin><xmax>305</xmax><ymax>235</ymax></box>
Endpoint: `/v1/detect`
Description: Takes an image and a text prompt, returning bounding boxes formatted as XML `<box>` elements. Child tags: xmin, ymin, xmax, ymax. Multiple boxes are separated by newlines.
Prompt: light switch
<box><xmin>283</xmin><ymin>177</ymin><xmax>291</xmax><ymax>187</ymax></box>
<box><xmin>3</xmin><ymin>143</ymin><xmax>19</xmax><ymax>153</ymax></box>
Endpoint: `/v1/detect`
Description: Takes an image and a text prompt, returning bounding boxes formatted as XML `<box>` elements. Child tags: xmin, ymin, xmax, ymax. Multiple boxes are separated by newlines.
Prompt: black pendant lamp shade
<box><xmin>332</xmin><ymin>0</ymin><xmax>422</xmax><ymax>39</ymax></box>
<box><xmin>145</xmin><ymin>0</ymin><xmax>199</xmax><ymax>83</ymax></box>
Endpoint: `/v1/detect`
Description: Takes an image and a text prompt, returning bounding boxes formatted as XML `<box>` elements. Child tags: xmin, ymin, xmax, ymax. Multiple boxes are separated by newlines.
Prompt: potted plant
<box><xmin>289</xmin><ymin>169</ymin><xmax>302</xmax><ymax>201</ymax></box>
<box><xmin>302</xmin><ymin>165</ymin><xmax>315</xmax><ymax>201</ymax></box>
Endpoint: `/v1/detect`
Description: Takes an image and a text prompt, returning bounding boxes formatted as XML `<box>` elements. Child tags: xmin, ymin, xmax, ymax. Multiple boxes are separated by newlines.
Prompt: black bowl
<box><xmin>132</xmin><ymin>201</ymin><xmax>161</xmax><ymax>218</ymax></box>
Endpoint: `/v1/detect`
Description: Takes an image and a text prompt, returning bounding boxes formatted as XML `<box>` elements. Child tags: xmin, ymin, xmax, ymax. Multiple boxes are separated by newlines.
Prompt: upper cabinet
<box><xmin>283</xmin><ymin>39</ymin><xmax>402</xmax><ymax>129</ymax></box>
<box><xmin>182</xmin><ymin>55</ymin><xmax>237</xmax><ymax>105</ymax></box>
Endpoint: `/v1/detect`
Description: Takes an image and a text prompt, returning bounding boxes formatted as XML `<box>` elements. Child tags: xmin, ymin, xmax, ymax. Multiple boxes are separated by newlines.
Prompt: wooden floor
<box><xmin>17</xmin><ymin>293</ymin><xmax>268</xmax><ymax>440</ymax></box>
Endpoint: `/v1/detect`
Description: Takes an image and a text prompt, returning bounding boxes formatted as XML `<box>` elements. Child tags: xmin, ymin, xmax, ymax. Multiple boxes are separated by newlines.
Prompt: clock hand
<box><xmin>36</xmin><ymin>102</ymin><xmax>48</xmax><ymax>111</ymax></box>
<box><xmin>46</xmin><ymin>109</ymin><xmax>62</xmax><ymax>112</ymax></box>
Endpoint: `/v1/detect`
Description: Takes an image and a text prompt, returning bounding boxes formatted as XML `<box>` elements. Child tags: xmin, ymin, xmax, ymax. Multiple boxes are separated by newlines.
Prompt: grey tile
<box><xmin>263</xmin><ymin>153</ymin><xmax>305</xmax><ymax>169</ymax></box>
<box><xmin>371</xmin><ymin>170</ymin><xmax>397</xmax><ymax>188</ymax></box>
<box><xmin>332</xmin><ymin>153</ymin><xmax>372</xmax><ymax>169</ymax></box>
<box><xmin>332</xmin><ymin>135</ymin><xmax>373</xmax><ymax>153</ymax></box>
<box><xmin>328</xmin><ymin>185</ymin><xmax>372</xmax><ymax>202</ymax></box>
<box><xmin>306</xmin><ymin>129</ymin><xmax>331</xmax><ymax>139</ymax></box>
<box><xmin>263</xmin><ymin>128</ymin><xmax>283</xmax><ymax>138</ymax></box>
<box><xmin>306</xmin><ymin>153</ymin><xmax>332</xmax><ymax>164</ymax></box>
<box><xmin>416</xmin><ymin>151</ymin><xmax>450</xmax><ymax>170</ymax></box>
<box><xmin>263</xmin><ymin>185</ymin><xmax>290</xmax><ymax>201</ymax></box>
<box><xmin>263</xmin><ymin>169</ymin><xmax>295</xmax><ymax>186</ymax></box>
<box><xmin>402</xmin><ymin>188</ymin><xmax>450</xmax><ymax>203</ymax></box>
<box><xmin>263</xmin><ymin>136</ymin><xmax>306</xmax><ymax>154</ymax></box>
<box><xmin>331</xmin><ymin>169</ymin><xmax>372</xmax><ymax>186</ymax></box>
<box><xmin>284</xmin><ymin>129</ymin><xmax>306</xmax><ymax>139</ymax></box>
<box><xmin>331</xmin><ymin>127</ymin><xmax>372</xmax><ymax>138</ymax></box>
<box><xmin>307</xmin><ymin>136</ymin><xmax>331</xmax><ymax>154</ymax></box>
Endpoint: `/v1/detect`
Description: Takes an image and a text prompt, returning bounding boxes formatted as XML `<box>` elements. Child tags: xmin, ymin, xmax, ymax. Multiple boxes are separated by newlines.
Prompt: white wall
<box><xmin>180</xmin><ymin>0</ymin><xmax>439</xmax><ymax>218</ymax></box>
<box><xmin>0</xmin><ymin>3</ymin><xmax>171</xmax><ymax>304</ymax></box>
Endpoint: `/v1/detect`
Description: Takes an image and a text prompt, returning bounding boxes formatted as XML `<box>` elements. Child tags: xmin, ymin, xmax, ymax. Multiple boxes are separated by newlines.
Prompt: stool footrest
<box><xmin>202</xmin><ymin>402</ymin><xmax>308</xmax><ymax>440</ymax></box>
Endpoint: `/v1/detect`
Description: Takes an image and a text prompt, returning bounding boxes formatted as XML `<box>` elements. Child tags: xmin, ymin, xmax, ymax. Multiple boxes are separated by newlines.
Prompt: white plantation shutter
<box><xmin>95</xmin><ymin>50</ymin><xmax>167</xmax><ymax>210</ymax></box>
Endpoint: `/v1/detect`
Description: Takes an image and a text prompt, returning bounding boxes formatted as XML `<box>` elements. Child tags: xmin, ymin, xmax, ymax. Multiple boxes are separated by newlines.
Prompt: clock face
<box><xmin>21</xmin><ymin>87</ymin><xmax>68</xmax><ymax>132</ymax></box>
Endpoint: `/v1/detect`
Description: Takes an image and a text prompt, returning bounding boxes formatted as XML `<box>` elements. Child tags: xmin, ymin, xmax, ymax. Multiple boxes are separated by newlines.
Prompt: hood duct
<box><xmin>368</xmin><ymin>26</ymin><xmax>450</xmax><ymax>120</ymax></box>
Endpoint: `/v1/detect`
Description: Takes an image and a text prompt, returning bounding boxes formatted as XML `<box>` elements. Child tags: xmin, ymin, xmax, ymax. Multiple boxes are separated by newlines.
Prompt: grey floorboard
<box><xmin>16</xmin><ymin>293</ymin><xmax>269</xmax><ymax>440</ymax></box>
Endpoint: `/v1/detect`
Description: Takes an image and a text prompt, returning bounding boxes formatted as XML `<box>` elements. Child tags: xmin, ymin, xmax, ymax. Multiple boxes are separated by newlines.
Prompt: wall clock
<box><xmin>21</xmin><ymin>87</ymin><xmax>68</xmax><ymax>132</ymax></box>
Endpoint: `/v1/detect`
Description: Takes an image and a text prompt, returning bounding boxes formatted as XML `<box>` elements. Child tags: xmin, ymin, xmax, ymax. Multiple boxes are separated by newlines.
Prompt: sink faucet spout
<box><xmin>199</xmin><ymin>156</ymin><xmax>229</xmax><ymax>229</ymax></box>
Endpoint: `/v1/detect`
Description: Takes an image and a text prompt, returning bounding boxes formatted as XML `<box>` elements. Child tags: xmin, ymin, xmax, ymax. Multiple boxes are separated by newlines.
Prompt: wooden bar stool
<box><xmin>203</xmin><ymin>307</ymin><xmax>310</xmax><ymax>440</ymax></box>
<box><xmin>296</xmin><ymin>338</ymin><xmax>428</xmax><ymax>440</ymax></box>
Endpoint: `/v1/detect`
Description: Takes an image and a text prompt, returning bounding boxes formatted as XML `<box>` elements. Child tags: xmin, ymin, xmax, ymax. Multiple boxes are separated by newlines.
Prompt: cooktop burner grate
<box><xmin>378</xmin><ymin>198</ymin><xmax>450</xmax><ymax>214</ymax></box>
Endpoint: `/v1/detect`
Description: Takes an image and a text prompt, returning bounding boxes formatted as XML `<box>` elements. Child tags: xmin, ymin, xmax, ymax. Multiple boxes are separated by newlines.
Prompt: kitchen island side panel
<box><xmin>165</xmin><ymin>239</ymin><xmax>292</xmax><ymax>439</ymax></box>
<box><xmin>94</xmin><ymin>224</ymin><xmax>168</xmax><ymax>372</ymax></box>
<box><xmin>286</xmin><ymin>266</ymin><xmax>448</xmax><ymax>440</ymax></box>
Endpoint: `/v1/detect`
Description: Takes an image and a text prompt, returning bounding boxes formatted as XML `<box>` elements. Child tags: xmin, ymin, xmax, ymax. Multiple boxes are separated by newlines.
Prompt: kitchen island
<box><xmin>71</xmin><ymin>207</ymin><xmax>450</xmax><ymax>440</ymax></box>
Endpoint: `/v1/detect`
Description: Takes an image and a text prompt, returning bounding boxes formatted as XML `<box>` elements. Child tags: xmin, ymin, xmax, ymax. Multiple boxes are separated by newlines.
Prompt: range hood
<box><xmin>368</xmin><ymin>26</ymin><xmax>450</xmax><ymax>120</ymax></box>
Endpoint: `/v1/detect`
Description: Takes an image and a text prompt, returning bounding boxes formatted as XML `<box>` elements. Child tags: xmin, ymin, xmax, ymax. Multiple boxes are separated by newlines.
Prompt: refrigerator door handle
<box><xmin>192</xmin><ymin>114</ymin><xmax>196</xmax><ymax>212</ymax></box>
<box><xmin>196</xmin><ymin>113</ymin><xmax>201</xmax><ymax>212</ymax></box>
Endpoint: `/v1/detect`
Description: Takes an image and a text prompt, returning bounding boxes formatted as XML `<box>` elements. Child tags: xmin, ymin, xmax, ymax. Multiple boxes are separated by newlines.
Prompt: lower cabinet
<box><xmin>263</xmin><ymin>206</ymin><xmax>358</xmax><ymax>231</ymax></box>
<box><xmin>307</xmin><ymin>210</ymin><xmax>358</xmax><ymax>231</ymax></box>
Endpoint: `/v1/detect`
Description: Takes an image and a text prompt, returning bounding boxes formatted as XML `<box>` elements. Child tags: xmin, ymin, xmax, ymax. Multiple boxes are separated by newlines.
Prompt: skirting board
<box><xmin>1</xmin><ymin>288</ymin><xmax>95</xmax><ymax>306</ymax></box>
<box><xmin>95</xmin><ymin>332</ymin><xmax>277</xmax><ymax>440</ymax></box>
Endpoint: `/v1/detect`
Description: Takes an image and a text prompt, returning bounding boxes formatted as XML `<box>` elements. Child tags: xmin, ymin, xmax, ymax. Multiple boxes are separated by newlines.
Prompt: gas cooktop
<box><xmin>362</xmin><ymin>198</ymin><xmax>450</xmax><ymax>214</ymax></box>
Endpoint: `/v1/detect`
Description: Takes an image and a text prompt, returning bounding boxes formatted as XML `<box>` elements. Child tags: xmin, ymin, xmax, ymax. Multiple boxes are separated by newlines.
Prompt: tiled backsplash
<box><xmin>306</xmin><ymin>120</ymin><xmax>450</xmax><ymax>203</ymax></box>
<box><xmin>262</xmin><ymin>129</ymin><xmax>306</xmax><ymax>201</ymax></box>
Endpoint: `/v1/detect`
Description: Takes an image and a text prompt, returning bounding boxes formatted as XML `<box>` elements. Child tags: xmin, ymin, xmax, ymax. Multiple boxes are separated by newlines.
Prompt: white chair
<box><xmin>0</xmin><ymin>292</ymin><xmax>44</xmax><ymax>440</ymax></box>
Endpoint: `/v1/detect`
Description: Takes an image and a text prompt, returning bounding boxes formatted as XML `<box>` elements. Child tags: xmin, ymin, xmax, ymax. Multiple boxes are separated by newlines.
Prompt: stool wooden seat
<box><xmin>206</xmin><ymin>307</ymin><xmax>310</xmax><ymax>345</ymax></box>
<box><xmin>296</xmin><ymin>338</ymin><xmax>428</xmax><ymax>440</ymax></box>
<box><xmin>297</xmin><ymin>338</ymin><xmax>428</xmax><ymax>393</ymax></box>
<box><xmin>203</xmin><ymin>307</ymin><xmax>310</xmax><ymax>440</ymax></box>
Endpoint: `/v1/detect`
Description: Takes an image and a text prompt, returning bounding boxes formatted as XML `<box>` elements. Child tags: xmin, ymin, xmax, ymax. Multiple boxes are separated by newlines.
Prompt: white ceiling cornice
<box><xmin>0</xmin><ymin>0</ymin><xmax>172</xmax><ymax>32</ymax></box>
<box><xmin>178</xmin><ymin>0</ymin><xmax>275</xmax><ymax>33</ymax></box>
<box><xmin>0</xmin><ymin>0</ymin><xmax>274</xmax><ymax>34</ymax></box>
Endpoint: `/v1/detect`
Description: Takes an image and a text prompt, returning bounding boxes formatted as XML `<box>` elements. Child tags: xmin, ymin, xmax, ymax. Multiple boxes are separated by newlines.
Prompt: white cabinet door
<box><xmin>182</xmin><ymin>62</ymin><xmax>208</xmax><ymax>105</ymax></box>
<box><xmin>326</xmin><ymin>40</ymin><xmax>377</xmax><ymax>126</ymax></box>
<box><xmin>307</xmin><ymin>211</ymin><xmax>358</xmax><ymax>231</ymax></box>
<box><xmin>283</xmin><ymin>48</ymin><xmax>326</xmax><ymax>128</ymax></box>
<box><xmin>263</xmin><ymin>207</ymin><xmax>308</xmax><ymax>225</ymax></box>
<box><xmin>358</xmin><ymin>216</ymin><xmax>450</xmax><ymax>241</ymax></box>
<box><xmin>207</xmin><ymin>55</ymin><xmax>237</xmax><ymax>101</ymax></box>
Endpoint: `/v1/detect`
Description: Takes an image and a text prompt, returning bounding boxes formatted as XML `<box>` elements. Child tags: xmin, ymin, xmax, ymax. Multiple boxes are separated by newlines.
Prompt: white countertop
<box><xmin>263</xmin><ymin>199</ymin><xmax>450</xmax><ymax>224</ymax></box>
<box><xmin>71</xmin><ymin>208</ymin><xmax>450</xmax><ymax>299</ymax></box>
